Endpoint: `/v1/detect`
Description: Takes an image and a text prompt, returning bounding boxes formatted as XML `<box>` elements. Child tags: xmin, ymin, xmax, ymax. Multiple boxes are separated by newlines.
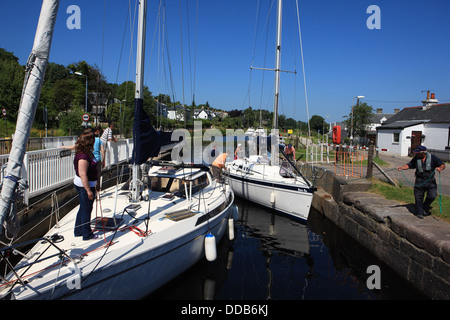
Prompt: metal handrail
<box><xmin>0</xmin><ymin>139</ymin><xmax>134</xmax><ymax>205</ymax></box>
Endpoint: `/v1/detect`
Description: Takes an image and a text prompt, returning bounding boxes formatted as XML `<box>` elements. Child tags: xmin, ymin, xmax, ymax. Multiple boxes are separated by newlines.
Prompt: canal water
<box><xmin>147</xmin><ymin>197</ymin><xmax>427</xmax><ymax>300</ymax></box>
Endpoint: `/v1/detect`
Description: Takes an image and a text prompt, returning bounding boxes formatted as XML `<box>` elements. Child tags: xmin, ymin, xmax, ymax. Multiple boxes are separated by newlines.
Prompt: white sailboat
<box><xmin>225</xmin><ymin>0</ymin><xmax>314</xmax><ymax>222</ymax></box>
<box><xmin>0</xmin><ymin>0</ymin><xmax>236</xmax><ymax>300</ymax></box>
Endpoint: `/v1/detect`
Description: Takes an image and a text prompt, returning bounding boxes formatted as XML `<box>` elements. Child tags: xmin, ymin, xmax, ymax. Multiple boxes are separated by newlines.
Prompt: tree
<box><xmin>106</xmin><ymin>81</ymin><xmax>156</xmax><ymax>137</ymax></box>
<box><xmin>228</xmin><ymin>109</ymin><xmax>242</xmax><ymax>118</ymax></box>
<box><xmin>68</xmin><ymin>61</ymin><xmax>111</xmax><ymax>113</ymax></box>
<box><xmin>343</xmin><ymin>102</ymin><xmax>374</xmax><ymax>139</ymax></box>
<box><xmin>59</xmin><ymin>106</ymin><xmax>85</xmax><ymax>136</ymax></box>
<box><xmin>284</xmin><ymin>117</ymin><xmax>297</xmax><ymax>130</ymax></box>
<box><xmin>309</xmin><ymin>115</ymin><xmax>325</xmax><ymax>133</ymax></box>
<box><xmin>44</xmin><ymin>62</ymin><xmax>71</xmax><ymax>85</ymax></box>
<box><xmin>0</xmin><ymin>49</ymin><xmax>24</xmax><ymax>122</ymax></box>
<box><xmin>243</xmin><ymin>106</ymin><xmax>256</xmax><ymax>128</ymax></box>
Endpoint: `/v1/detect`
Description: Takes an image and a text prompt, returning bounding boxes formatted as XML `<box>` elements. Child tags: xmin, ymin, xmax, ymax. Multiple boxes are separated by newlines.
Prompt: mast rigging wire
<box><xmin>179</xmin><ymin>0</ymin><xmax>186</xmax><ymax>124</ymax></box>
<box><xmin>295</xmin><ymin>0</ymin><xmax>311</xmax><ymax>138</ymax></box>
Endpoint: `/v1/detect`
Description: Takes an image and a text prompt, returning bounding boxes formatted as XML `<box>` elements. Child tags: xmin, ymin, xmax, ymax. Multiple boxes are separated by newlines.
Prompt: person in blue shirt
<box><xmin>93</xmin><ymin>126</ymin><xmax>105</xmax><ymax>189</ymax></box>
<box><xmin>397</xmin><ymin>145</ymin><xmax>445</xmax><ymax>219</ymax></box>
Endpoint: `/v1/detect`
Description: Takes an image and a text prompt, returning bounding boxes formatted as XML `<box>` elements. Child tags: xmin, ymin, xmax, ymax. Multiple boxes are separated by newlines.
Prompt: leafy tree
<box><xmin>309</xmin><ymin>115</ymin><xmax>325</xmax><ymax>133</ymax></box>
<box><xmin>59</xmin><ymin>106</ymin><xmax>86</xmax><ymax>136</ymax></box>
<box><xmin>284</xmin><ymin>117</ymin><xmax>297</xmax><ymax>130</ymax></box>
<box><xmin>68</xmin><ymin>61</ymin><xmax>110</xmax><ymax>113</ymax></box>
<box><xmin>278</xmin><ymin>114</ymin><xmax>287</xmax><ymax>129</ymax></box>
<box><xmin>243</xmin><ymin>106</ymin><xmax>256</xmax><ymax>128</ymax></box>
<box><xmin>44</xmin><ymin>62</ymin><xmax>71</xmax><ymax>85</ymax></box>
<box><xmin>228</xmin><ymin>109</ymin><xmax>242</xmax><ymax>118</ymax></box>
<box><xmin>343</xmin><ymin>102</ymin><xmax>374</xmax><ymax>138</ymax></box>
<box><xmin>0</xmin><ymin>49</ymin><xmax>24</xmax><ymax>121</ymax></box>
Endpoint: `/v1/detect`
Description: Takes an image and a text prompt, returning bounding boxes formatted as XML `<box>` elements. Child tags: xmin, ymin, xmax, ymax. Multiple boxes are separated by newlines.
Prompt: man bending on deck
<box><xmin>211</xmin><ymin>153</ymin><xmax>228</xmax><ymax>181</ymax></box>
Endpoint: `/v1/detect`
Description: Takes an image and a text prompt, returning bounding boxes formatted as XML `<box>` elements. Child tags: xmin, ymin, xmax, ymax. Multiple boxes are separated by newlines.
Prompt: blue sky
<box><xmin>1</xmin><ymin>0</ymin><xmax>450</xmax><ymax>124</ymax></box>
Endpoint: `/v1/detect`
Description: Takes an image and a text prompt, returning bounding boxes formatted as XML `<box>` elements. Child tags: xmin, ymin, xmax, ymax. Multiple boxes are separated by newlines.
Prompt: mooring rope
<box><xmin>397</xmin><ymin>169</ymin><xmax>443</xmax><ymax>214</ymax></box>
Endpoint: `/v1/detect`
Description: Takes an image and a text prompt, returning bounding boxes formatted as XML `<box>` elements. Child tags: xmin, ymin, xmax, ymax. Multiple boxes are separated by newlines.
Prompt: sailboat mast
<box><xmin>0</xmin><ymin>0</ymin><xmax>60</xmax><ymax>235</ymax></box>
<box><xmin>132</xmin><ymin>0</ymin><xmax>147</xmax><ymax>201</ymax></box>
<box><xmin>135</xmin><ymin>0</ymin><xmax>147</xmax><ymax>102</ymax></box>
<box><xmin>273</xmin><ymin>0</ymin><xmax>282</xmax><ymax>130</ymax></box>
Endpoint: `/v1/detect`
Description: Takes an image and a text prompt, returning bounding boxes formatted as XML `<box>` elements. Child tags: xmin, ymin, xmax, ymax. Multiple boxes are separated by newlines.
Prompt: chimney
<box><xmin>422</xmin><ymin>91</ymin><xmax>439</xmax><ymax>109</ymax></box>
<box><xmin>394</xmin><ymin>108</ymin><xmax>400</xmax><ymax>114</ymax></box>
<box><xmin>376</xmin><ymin>108</ymin><xmax>383</xmax><ymax>114</ymax></box>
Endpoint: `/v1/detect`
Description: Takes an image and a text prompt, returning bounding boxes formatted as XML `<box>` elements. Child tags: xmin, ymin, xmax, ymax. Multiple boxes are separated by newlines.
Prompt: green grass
<box><xmin>362</xmin><ymin>156</ymin><xmax>388</xmax><ymax>166</ymax></box>
<box><xmin>369</xmin><ymin>178</ymin><xmax>450</xmax><ymax>222</ymax></box>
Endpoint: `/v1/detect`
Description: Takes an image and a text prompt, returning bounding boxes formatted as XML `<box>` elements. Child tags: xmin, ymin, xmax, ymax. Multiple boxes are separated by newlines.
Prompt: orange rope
<box><xmin>119</xmin><ymin>225</ymin><xmax>151</xmax><ymax>237</ymax></box>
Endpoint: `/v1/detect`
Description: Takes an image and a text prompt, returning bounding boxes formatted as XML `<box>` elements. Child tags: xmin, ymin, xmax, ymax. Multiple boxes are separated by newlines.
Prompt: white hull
<box><xmin>1</xmin><ymin>165</ymin><xmax>235</xmax><ymax>300</ymax></box>
<box><xmin>226</xmin><ymin>158</ymin><xmax>313</xmax><ymax>221</ymax></box>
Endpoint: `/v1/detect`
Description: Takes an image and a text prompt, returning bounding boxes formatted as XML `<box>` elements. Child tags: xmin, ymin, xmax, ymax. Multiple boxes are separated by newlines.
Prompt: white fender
<box><xmin>204</xmin><ymin>232</ymin><xmax>217</xmax><ymax>262</ymax></box>
<box><xmin>270</xmin><ymin>191</ymin><xmax>275</xmax><ymax>204</ymax></box>
<box><xmin>228</xmin><ymin>218</ymin><xmax>234</xmax><ymax>240</ymax></box>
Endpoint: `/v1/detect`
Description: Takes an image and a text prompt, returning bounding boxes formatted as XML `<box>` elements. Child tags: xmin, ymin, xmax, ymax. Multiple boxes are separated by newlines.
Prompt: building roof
<box><xmin>376</xmin><ymin>120</ymin><xmax>429</xmax><ymax>130</ymax></box>
<box><xmin>382</xmin><ymin>103</ymin><xmax>450</xmax><ymax>126</ymax></box>
<box><xmin>370</xmin><ymin>112</ymin><xmax>395</xmax><ymax>124</ymax></box>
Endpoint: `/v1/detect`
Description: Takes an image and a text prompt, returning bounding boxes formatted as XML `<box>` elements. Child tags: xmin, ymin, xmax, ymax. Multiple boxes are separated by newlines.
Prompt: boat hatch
<box><xmin>157</xmin><ymin>166</ymin><xmax>178</xmax><ymax>175</ymax></box>
<box><xmin>91</xmin><ymin>217</ymin><xmax>124</xmax><ymax>231</ymax></box>
<box><xmin>279</xmin><ymin>161</ymin><xmax>294</xmax><ymax>178</ymax></box>
<box><xmin>164</xmin><ymin>209</ymin><xmax>198</xmax><ymax>221</ymax></box>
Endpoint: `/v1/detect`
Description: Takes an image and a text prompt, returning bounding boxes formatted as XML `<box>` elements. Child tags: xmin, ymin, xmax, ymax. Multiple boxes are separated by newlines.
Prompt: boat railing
<box><xmin>0</xmin><ymin>234</ymin><xmax>77</xmax><ymax>289</ymax></box>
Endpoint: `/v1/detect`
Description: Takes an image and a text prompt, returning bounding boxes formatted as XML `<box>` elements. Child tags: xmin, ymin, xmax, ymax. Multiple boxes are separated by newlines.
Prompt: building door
<box><xmin>411</xmin><ymin>131</ymin><xmax>422</xmax><ymax>155</ymax></box>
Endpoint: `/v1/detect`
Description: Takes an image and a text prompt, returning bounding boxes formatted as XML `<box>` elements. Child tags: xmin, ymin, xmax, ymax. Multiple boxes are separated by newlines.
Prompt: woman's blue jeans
<box><xmin>74</xmin><ymin>185</ymin><xmax>96</xmax><ymax>240</ymax></box>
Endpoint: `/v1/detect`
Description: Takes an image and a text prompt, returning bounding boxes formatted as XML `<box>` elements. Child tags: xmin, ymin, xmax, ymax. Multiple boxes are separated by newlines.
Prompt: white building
<box><xmin>193</xmin><ymin>109</ymin><xmax>215</xmax><ymax>120</ymax></box>
<box><xmin>156</xmin><ymin>101</ymin><xmax>168</xmax><ymax>119</ymax></box>
<box><xmin>376</xmin><ymin>92</ymin><xmax>450</xmax><ymax>159</ymax></box>
<box><xmin>167</xmin><ymin>105</ymin><xmax>189</xmax><ymax>121</ymax></box>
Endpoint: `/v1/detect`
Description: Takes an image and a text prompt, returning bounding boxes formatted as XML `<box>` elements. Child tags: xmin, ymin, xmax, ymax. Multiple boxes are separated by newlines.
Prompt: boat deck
<box><xmin>0</xmin><ymin>175</ymin><xmax>233</xmax><ymax>300</ymax></box>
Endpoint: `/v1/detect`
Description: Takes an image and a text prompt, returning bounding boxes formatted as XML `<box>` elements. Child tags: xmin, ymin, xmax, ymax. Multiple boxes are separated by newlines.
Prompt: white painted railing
<box><xmin>0</xmin><ymin>139</ymin><xmax>134</xmax><ymax>205</ymax></box>
<box><xmin>103</xmin><ymin>139</ymin><xmax>133</xmax><ymax>169</ymax></box>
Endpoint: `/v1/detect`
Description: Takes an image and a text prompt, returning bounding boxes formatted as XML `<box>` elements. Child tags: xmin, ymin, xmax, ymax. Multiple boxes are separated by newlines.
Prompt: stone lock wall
<box><xmin>312</xmin><ymin>170</ymin><xmax>450</xmax><ymax>299</ymax></box>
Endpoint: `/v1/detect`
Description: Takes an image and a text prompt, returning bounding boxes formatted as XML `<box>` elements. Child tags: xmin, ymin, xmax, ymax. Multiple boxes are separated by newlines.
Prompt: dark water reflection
<box><xmin>147</xmin><ymin>198</ymin><xmax>427</xmax><ymax>300</ymax></box>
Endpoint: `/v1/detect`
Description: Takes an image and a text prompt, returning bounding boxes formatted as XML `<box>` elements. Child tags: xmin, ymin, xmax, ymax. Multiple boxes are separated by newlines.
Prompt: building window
<box><xmin>393</xmin><ymin>133</ymin><xmax>400</xmax><ymax>143</ymax></box>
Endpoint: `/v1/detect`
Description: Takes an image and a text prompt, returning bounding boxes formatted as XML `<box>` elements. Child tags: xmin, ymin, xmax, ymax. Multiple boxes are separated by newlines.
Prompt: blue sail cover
<box><xmin>131</xmin><ymin>98</ymin><xmax>161</xmax><ymax>165</ymax></box>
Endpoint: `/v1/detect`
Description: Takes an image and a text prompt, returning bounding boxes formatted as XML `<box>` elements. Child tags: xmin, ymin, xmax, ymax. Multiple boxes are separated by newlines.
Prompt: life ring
<box><xmin>332</xmin><ymin>126</ymin><xmax>341</xmax><ymax>144</ymax></box>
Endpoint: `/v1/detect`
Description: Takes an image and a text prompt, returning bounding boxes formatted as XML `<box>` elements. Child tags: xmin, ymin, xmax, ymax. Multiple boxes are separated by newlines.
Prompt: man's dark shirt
<box><xmin>407</xmin><ymin>154</ymin><xmax>444</xmax><ymax>181</ymax></box>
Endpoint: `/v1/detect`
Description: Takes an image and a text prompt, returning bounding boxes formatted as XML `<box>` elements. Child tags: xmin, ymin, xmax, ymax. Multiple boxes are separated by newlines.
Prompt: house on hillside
<box><xmin>167</xmin><ymin>105</ymin><xmax>190</xmax><ymax>121</ymax></box>
<box><xmin>376</xmin><ymin>92</ymin><xmax>450</xmax><ymax>160</ymax></box>
<box><xmin>214</xmin><ymin>110</ymin><xmax>228</xmax><ymax>119</ymax></box>
<box><xmin>193</xmin><ymin>108</ymin><xmax>215</xmax><ymax>120</ymax></box>
<box><xmin>89</xmin><ymin>92</ymin><xmax>111</xmax><ymax>125</ymax></box>
<box><xmin>156</xmin><ymin>101</ymin><xmax>168</xmax><ymax>119</ymax></box>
